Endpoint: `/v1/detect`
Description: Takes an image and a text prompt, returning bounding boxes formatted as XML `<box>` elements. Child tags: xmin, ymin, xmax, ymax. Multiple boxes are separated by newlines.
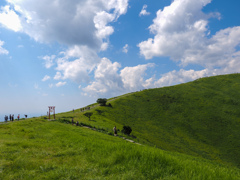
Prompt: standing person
<box><xmin>113</xmin><ymin>126</ymin><xmax>117</xmax><ymax>136</ymax></box>
<box><xmin>17</xmin><ymin>114</ymin><xmax>20</xmax><ymax>121</ymax></box>
<box><xmin>12</xmin><ymin>114</ymin><xmax>14</xmax><ymax>121</ymax></box>
<box><xmin>9</xmin><ymin>114</ymin><xmax>11</xmax><ymax>121</ymax></box>
<box><xmin>76</xmin><ymin>121</ymin><xmax>79</xmax><ymax>126</ymax></box>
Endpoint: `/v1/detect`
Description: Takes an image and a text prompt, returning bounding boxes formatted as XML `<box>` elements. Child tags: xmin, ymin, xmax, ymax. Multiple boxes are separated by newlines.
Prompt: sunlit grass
<box><xmin>1</xmin><ymin>118</ymin><xmax>240</xmax><ymax>179</ymax></box>
<box><xmin>61</xmin><ymin>74</ymin><xmax>240</xmax><ymax>167</ymax></box>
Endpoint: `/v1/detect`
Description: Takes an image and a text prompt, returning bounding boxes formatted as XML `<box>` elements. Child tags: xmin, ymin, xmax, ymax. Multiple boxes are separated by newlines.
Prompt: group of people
<box><xmin>5</xmin><ymin>114</ymin><xmax>17</xmax><ymax>122</ymax></box>
<box><xmin>4</xmin><ymin>114</ymin><xmax>28</xmax><ymax>122</ymax></box>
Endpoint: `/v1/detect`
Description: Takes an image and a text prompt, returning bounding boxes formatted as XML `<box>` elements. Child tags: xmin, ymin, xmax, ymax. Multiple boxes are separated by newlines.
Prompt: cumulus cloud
<box><xmin>1</xmin><ymin>0</ymin><xmax>128</xmax><ymax>51</ymax></box>
<box><xmin>138</xmin><ymin>0</ymin><xmax>240</xmax><ymax>70</ymax></box>
<box><xmin>120</xmin><ymin>63</ymin><xmax>155</xmax><ymax>91</ymax></box>
<box><xmin>83</xmin><ymin>58</ymin><xmax>124</xmax><ymax>95</ymax></box>
<box><xmin>139</xmin><ymin>4</ymin><xmax>150</xmax><ymax>16</ymax></box>
<box><xmin>0</xmin><ymin>5</ymin><xmax>22</xmax><ymax>32</ymax></box>
<box><xmin>54</xmin><ymin>46</ymin><xmax>101</xmax><ymax>83</ymax></box>
<box><xmin>42</xmin><ymin>75</ymin><xmax>50</xmax><ymax>82</ymax></box>
<box><xmin>83</xmin><ymin>58</ymin><xmax>155</xmax><ymax>96</ymax></box>
<box><xmin>0</xmin><ymin>40</ymin><xmax>9</xmax><ymax>55</ymax></box>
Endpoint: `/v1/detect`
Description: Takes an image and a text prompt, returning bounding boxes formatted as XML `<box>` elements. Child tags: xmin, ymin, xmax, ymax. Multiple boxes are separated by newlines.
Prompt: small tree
<box><xmin>97</xmin><ymin>98</ymin><xmax>107</xmax><ymax>106</ymax></box>
<box><xmin>83</xmin><ymin>112</ymin><xmax>93</xmax><ymax>121</ymax></box>
<box><xmin>122</xmin><ymin>125</ymin><xmax>132</xmax><ymax>135</ymax></box>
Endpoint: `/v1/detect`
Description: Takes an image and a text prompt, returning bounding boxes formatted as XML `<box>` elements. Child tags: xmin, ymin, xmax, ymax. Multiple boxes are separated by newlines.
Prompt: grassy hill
<box><xmin>69</xmin><ymin>74</ymin><xmax>240</xmax><ymax>167</ymax></box>
<box><xmin>1</xmin><ymin>118</ymin><xmax>240</xmax><ymax>179</ymax></box>
<box><xmin>1</xmin><ymin>73</ymin><xmax>240</xmax><ymax>179</ymax></box>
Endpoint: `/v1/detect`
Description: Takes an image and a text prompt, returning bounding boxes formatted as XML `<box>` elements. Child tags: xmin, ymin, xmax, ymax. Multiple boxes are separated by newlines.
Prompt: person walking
<box><xmin>18</xmin><ymin>114</ymin><xmax>20</xmax><ymax>121</ymax></box>
<box><xmin>113</xmin><ymin>126</ymin><xmax>117</xmax><ymax>136</ymax></box>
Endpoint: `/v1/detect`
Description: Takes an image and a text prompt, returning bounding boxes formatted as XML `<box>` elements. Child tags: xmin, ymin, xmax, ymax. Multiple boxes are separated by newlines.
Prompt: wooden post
<box><xmin>48</xmin><ymin>106</ymin><xmax>56</xmax><ymax>120</ymax></box>
<box><xmin>48</xmin><ymin>107</ymin><xmax>50</xmax><ymax>120</ymax></box>
<box><xmin>54</xmin><ymin>106</ymin><xmax>55</xmax><ymax>120</ymax></box>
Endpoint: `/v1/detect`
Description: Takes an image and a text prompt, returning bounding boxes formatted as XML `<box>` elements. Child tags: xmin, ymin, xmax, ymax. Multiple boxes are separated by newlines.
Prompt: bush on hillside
<box><xmin>97</xmin><ymin>98</ymin><xmax>107</xmax><ymax>106</ymax></box>
<box><xmin>122</xmin><ymin>125</ymin><xmax>132</xmax><ymax>135</ymax></box>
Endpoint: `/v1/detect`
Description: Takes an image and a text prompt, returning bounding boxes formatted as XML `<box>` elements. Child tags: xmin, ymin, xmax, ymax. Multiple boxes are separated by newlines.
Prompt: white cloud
<box><xmin>42</xmin><ymin>55</ymin><xmax>55</xmax><ymax>69</ymax></box>
<box><xmin>1</xmin><ymin>0</ymin><xmax>131</xmax><ymax>94</ymax></box>
<box><xmin>1</xmin><ymin>0</ymin><xmax>129</xmax><ymax>51</ymax></box>
<box><xmin>138</xmin><ymin>0</ymin><xmax>240</xmax><ymax>71</ymax></box>
<box><xmin>83</xmin><ymin>58</ymin><xmax>123</xmax><ymax>95</ymax></box>
<box><xmin>120</xmin><ymin>63</ymin><xmax>155</xmax><ymax>91</ymax></box>
<box><xmin>56</xmin><ymin>81</ymin><xmax>66</xmax><ymax>87</ymax></box>
<box><xmin>0</xmin><ymin>40</ymin><xmax>9</xmax><ymax>55</ymax></box>
<box><xmin>0</xmin><ymin>5</ymin><xmax>22</xmax><ymax>32</ymax></box>
<box><xmin>139</xmin><ymin>4</ymin><xmax>150</xmax><ymax>16</ymax></box>
<box><xmin>122</xmin><ymin>44</ymin><xmax>129</xmax><ymax>53</ymax></box>
<box><xmin>54</xmin><ymin>45</ymin><xmax>101</xmax><ymax>83</ymax></box>
<box><xmin>42</xmin><ymin>75</ymin><xmax>50</xmax><ymax>82</ymax></box>
<box><xmin>83</xmin><ymin>58</ymin><xmax>155</xmax><ymax>96</ymax></box>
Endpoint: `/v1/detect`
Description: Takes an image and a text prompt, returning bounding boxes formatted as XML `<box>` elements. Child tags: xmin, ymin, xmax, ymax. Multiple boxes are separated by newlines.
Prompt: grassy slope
<box><xmin>1</xmin><ymin>119</ymin><xmax>240</xmax><ymax>179</ymax></box>
<box><xmin>89</xmin><ymin>74</ymin><xmax>240</xmax><ymax>167</ymax></box>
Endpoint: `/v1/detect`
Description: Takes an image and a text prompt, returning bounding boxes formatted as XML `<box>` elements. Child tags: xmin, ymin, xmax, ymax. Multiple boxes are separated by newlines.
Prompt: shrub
<box><xmin>122</xmin><ymin>125</ymin><xmax>132</xmax><ymax>135</ymax></box>
<box><xmin>97</xmin><ymin>98</ymin><xmax>107</xmax><ymax>106</ymax></box>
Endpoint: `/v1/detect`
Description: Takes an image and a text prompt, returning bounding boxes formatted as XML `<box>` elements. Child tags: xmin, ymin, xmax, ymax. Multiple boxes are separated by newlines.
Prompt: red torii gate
<box><xmin>48</xmin><ymin>106</ymin><xmax>55</xmax><ymax>120</ymax></box>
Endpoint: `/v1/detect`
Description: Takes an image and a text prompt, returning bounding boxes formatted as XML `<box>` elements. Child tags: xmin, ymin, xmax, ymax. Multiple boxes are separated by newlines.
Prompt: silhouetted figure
<box><xmin>76</xmin><ymin>121</ymin><xmax>79</xmax><ymax>126</ymax></box>
<box><xmin>113</xmin><ymin>126</ymin><xmax>117</xmax><ymax>136</ymax></box>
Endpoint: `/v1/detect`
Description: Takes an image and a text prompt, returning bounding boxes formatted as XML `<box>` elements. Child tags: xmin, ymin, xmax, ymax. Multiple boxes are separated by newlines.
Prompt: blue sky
<box><xmin>0</xmin><ymin>0</ymin><xmax>240</xmax><ymax>119</ymax></box>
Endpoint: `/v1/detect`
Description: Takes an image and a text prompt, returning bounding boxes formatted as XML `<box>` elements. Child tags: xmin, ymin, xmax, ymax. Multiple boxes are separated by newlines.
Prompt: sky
<box><xmin>0</xmin><ymin>0</ymin><xmax>240</xmax><ymax>119</ymax></box>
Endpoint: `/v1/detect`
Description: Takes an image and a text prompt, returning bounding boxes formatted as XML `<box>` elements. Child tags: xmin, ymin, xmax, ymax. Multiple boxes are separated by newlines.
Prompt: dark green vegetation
<box><xmin>97</xmin><ymin>98</ymin><xmax>107</xmax><ymax>106</ymax></box>
<box><xmin>1</xmin><ymin>74</ymin><xmax>240</xmax><ymax>179</ymax></box>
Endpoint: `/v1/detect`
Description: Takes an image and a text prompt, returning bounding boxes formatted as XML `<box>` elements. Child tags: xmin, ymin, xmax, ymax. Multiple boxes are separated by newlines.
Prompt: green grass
<box><xmin>69</xmin><ymin>74</ymin><xmax>240</xmax><ymax>168</ymax></box>
<box><xmin>2</xmin><ymin>73</ymin><xmax>240</xmax><ymax>179</ymax></box>
<box><xmin>1</xmin><ymin>118</ymin><xmax>240</xmax><ymax>179</ymax></box>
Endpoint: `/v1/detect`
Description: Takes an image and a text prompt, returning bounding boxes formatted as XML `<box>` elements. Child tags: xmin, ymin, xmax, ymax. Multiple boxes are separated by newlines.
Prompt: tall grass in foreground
<box><xmin>0</xmin><ymin>119</ymin><xmax>240</xmax><ymax>179</ymax></box>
